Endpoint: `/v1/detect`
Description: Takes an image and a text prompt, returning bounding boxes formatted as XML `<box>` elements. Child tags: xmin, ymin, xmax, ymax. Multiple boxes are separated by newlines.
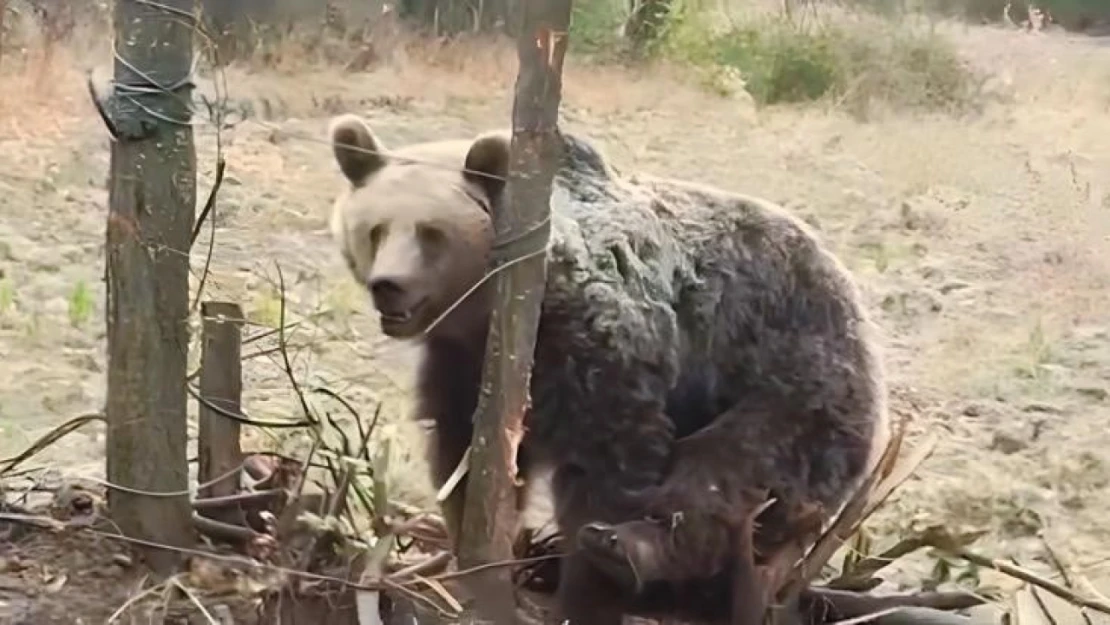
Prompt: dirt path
<box><xmin>1</xmin><ymin>24</ymin><xmax>1109</xmax><ymax>612</ymax></box>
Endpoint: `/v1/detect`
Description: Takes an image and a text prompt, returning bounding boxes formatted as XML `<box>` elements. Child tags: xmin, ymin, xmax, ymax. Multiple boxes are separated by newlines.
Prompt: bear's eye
<box><xmin>416</xmin><ymin>223</ymin><xmax>447</xmax><ymax>253</ymax></box>
<box><xmin>369</xmin><ymin>224</ymin><xmax>386</xmax><ymax>248</ymax></box>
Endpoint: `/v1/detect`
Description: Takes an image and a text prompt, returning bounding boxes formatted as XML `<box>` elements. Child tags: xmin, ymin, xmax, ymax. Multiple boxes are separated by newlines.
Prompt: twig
<box><xmin>1042</xmin><ymin>539</ymin><xmax>1094</xmax><ymax>625</ymax></box>
<box><xmin>828</xmin><ymin>527</ymin><xmax>989</xmax><ymax>591</ymax></box>
<box><xmin>785</xmin><ymin>422</ymin><xmax>939</xmax><ymax>598</ymax></box>
<box><xmin>192</xmin><ymin>511</ymin><xmax>263</xmax><ymax>543</ymax></box>
<box><xmin>829</xmin><ymin>607</ymin><xmax>903</xmax><ymax>625</ymax></box>
<box><xmin>829</xmin><ymin>606</ymin><xmax>972</xmax><ymax>625</ymax></box>
<box><xmin>430</xmin><ymin>552</ymin><xmax>562</xmax><ymax>584</ymax></box>
<box><xmin>189</xmin><ymin>156</ymin><xmax>226</xmax><ymax>313</ymax></box>
<box><xmin>189</xmin><ymin>156</ymin><xmax>226</xmax><ymax>246</ymax></box>
<box><xmin>0</xmin><ymin>413</ymin><xmax>106</xmax><ymax>476</ymax></box>
<box><xmin>191</xmin><ymin>488</ymin><xmax>284</xmax><ymax>511</ymax></box>
<box><xmin>106</xmin><ymin>576</ymin><xmax>163</xmax><ymax>624</ymax></box>
<box><xmin>0</xmin><ymin>511</ymin><xmax>66</xmax><ymax>531</ymax></box>
<box><xmin>274</xmin><ymin>263</ymin><xmax>317</xmax><ymax>427</ymax></box>
<box><xmin>171</xmin><ymin>576</ymin><xmax>220</xmax><ymax>625</ymax></box>
<box><xmin>806</xmin><ymin>587</ymin><xmax>985</xmax><ymax>616</ymax></box>
<box><xmin>1029</xmin><ymin>586</ymin><xmax>1060</xmax><ymax>625</ymax></box>
<box><xmin>295</xmin><ymin>456</ymin><xmax>353</xmax><ymax>572</ymax></box>
<box><xmin>388</xmin><ymin>552</ymin><xmax>453</xmax><ymax>582</ymax></box>
<box><xmin>940</xmin><ymin>547</ymin><xmax>1110</xmax><ymax>616</ymax></box>
<box><xmin>187</xmin><ymin>384</ymin><xmax>314</xmax><ymax>428</ymax></box>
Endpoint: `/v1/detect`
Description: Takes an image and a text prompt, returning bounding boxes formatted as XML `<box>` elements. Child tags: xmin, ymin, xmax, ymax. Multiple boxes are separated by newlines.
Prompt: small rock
<box><xmin>1075</xmin><ymin>387</ymin><xmax>1108</xmax><ymax>401</ymax></box>
<box><xmin>111</xmin><ymin>553</ymin><xmax>133</xmax><ymax>568</ymax></box>
<box><xmin>962</xmin><ymin>403</ymin><xmax>982</xmax><ymax>417</ymax></box>
<box><xmin>1022</xmin><ymin>402</ymin><xmax>1063</xmax><ymax>414</ymax></box>
<box><xmin>990</xmin><ymin>431</ymin><xmax>1028</xmax><ymax>454</ymax></box>
<box><xmin>1030</xmin><ymin>419</ymin><xmax>1047</xmax><ymax>441</ymax></box>
<box><xmin>76</xmin><ymin>353</ymin><xmax>102</xmax><ymax>373</ymax></box>
<box><xmin>1061</xmin><ymin>494</ymin><xmax>1085</xmax><ymax>510</ymax></box>
<box><xmin>43</xmin><ymin>297</ymin><xmax>69</xmax><ymax>316</ymax></box>
<box><xmin>939</xmin><ymin>280</ymin><xmax>971</xmax><ymax>294</ymax></box>
<box><xmin>918</xmin><ymin>264</ymin><xmax>944</xmax><ymax>280</ymax></box>
<box><xmin>61</xmin><ymin>247</ymin><xmax>86</xmax><ymax>263</ymax></box>
<box><xmin>1036</xmin><ymin>363</ymin><xmax>1070</xmax><ymax>377</ymax></box>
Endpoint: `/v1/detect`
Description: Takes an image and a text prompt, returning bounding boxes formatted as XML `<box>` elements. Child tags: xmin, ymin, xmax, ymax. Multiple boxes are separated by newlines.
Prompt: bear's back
<box><xmin>541</xmin><ymin>132</ymin><xmax>883</xmax><ymax>435</ymax></box>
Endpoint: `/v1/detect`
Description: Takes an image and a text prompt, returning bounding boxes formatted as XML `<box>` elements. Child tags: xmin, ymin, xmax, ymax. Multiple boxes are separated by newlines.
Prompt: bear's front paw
<box><xmin>576</xmin><ymin>519</ymin><xmax>673</xmax><ymax>595</ymax></box>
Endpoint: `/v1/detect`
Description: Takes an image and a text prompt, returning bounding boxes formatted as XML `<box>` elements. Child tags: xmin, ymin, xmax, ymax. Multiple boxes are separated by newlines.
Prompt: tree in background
<box><xmin>397</xmin><ymin>0</ymin><xmax>516</xmax><ymax>36</ymax></box>
<box><xmin>624</xmin><ymin>0</ymin><xmax>673</xmax><ymax>51</ymax></box>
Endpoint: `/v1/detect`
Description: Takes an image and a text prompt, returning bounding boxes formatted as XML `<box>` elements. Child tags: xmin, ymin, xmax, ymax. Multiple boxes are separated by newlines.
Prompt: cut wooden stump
<box><xmin>196</xmin><ymin>301</ymin><xmax>246</xmax><ymax>526</ymax></box>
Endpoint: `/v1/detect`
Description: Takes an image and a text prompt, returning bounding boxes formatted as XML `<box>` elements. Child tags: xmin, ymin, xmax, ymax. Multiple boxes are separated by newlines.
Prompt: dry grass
<box><xmin>1</xmin><ymin>2</ymin><xmax>1110</xmax><ymax>614</ymax></box>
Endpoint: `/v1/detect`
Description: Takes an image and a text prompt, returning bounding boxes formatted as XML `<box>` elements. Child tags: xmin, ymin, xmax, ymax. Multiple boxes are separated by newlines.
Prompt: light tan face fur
<box><xmin>327</xmin><ymin>114</ymin><xmax>508</xmax><ymax>340</ymax></box>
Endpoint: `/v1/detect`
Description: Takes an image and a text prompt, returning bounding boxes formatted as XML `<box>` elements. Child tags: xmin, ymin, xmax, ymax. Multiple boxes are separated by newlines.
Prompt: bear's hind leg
<box><xmin>577</xmin><ymin>502</ymin><xmax>771</xmax><ymax>625</ymax></box>
<box><xmin>727</xmin><ymin>503</ymin><xmax>770</xmax><ymax>625</ymax></box>
<box><xmin>577</xmin><ymin>391</ymin><xmax>866</xmax><ymax>607</ymax></box>
<box><xmin>549</xmin><ymin>464</ymin><xmax>636</xmax><ymax>625</ymax></box>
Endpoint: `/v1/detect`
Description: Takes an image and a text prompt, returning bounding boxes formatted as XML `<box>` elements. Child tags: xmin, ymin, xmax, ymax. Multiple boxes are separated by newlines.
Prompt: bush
<box><xmin>657</xmin><ymin>3</ymin><xmax>982</xmax><ymax>114</ymax></box>
<box><xmin>852</xmin><ymin>0</ymin><xmax>1110</xmax><ymax>31</ymax></box>
<box><xmin>568</xmin><ymin>0</ymin><xmax>628</xmax><ymax>57</ymax></box>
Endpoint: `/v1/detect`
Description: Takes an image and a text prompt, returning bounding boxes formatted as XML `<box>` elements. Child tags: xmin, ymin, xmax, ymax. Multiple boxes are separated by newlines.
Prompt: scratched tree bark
<box><xmin>104</xmin><ymin>0</ymin><xmax>196</xmax><ymax>574</ymax></box>
<box><xmin>456</xmin><ymin>0</ymin><xmax>574</xmax><ymax>621</ymax></box>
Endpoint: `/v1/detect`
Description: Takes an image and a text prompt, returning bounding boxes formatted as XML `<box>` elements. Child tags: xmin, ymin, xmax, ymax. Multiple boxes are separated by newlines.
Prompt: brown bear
<box><xmin>325</xmin><ymin>113</ymin><xmax>890</xmax><ymax>625</ymax></box>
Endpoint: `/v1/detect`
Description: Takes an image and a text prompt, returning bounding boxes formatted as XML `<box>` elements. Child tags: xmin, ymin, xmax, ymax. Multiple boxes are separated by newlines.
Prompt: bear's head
<box><xmin>327</xmin><ymin>114</ymin><xmax>510</xmax><ymax>341</ymax></box>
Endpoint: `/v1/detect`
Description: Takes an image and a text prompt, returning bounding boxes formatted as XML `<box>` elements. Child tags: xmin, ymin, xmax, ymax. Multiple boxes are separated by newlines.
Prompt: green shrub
<box><xmin>569</xmin><ymin>0</ymin><xmax>627</xmax><ymax>57</ymax></box>
<box><xmin>657</xmin><ymin>4</ymin><xmax>981</xmax><ymax>114</ymax></box>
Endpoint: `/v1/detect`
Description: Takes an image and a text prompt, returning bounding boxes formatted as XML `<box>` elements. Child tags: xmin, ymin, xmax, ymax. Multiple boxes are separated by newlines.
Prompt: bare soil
<box><xmin>1</xmin><ymin>21</ymin><xmax>1109</xmax><ymax>623</ymax></box>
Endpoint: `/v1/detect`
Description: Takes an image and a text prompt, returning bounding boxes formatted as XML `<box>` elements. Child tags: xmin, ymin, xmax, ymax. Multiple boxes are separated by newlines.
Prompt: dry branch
<box><xmin>943</xmin><ymin>547</ymin><xmax>1110</xmax><ymax>616</ymax></box>
<box><xmin>456</xmin><ymin>0</ymin><xmax>573</xmax><ymax>622</ymax></box>
<box><xmin>102</xmin><ymin>0</ymin><xmax>198</xmax><ymax>574</ymax></box>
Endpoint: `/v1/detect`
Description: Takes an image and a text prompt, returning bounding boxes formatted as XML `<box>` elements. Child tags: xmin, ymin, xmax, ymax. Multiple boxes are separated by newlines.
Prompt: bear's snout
<box><xmin>367</xmin><ymin>274</ymin><xmax>430</xmax><ymax>337</ymax></box>
<box><xmin>369</xmin><ymin>276</ymin><xmax>416</xmax><ymax>315</ymax></box>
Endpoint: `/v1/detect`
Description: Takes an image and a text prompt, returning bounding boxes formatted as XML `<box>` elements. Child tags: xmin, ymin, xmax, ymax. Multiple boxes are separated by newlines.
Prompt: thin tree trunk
<box><xmin>456</xmin><ymin>0</ymin><xmax>573</xmax><ymax>622</ymax></box>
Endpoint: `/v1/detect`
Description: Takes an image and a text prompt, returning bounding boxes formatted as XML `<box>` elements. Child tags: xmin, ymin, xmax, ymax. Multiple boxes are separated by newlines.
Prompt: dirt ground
<box><xmin>1</xmin><ymin>16</ymin><xmax>1110</xmax><ymax>623</ymax></box>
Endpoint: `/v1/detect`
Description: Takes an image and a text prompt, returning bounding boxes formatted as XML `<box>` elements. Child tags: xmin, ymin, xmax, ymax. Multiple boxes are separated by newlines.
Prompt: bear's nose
<box><xmin>368</xmin><ymin>277</ymin><xmax>408</xmax><ymax>312</ymax></box>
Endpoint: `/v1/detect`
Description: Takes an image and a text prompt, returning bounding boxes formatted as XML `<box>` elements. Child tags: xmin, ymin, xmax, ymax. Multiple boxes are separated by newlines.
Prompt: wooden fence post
<box><xmin>103</xmin><ymin>0</ymin><xmax>197</xmax><ymax>574</ymax></box>
<box><xmin>457</xmin><ymin>0</ymin><xmax>574</xmax><ymax>621</ymax></box>
<box><xmin>197</xmin><ymin>302</ymin><xmax>246</xmax><ymax>524</ymax></box>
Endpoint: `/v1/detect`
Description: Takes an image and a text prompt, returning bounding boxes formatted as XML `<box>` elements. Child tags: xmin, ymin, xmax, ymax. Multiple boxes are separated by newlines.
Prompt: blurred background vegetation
<box><xmin>3</xmin><ymin>0</ymin><xmax>1107</xmax><ymax>114</ymax></box>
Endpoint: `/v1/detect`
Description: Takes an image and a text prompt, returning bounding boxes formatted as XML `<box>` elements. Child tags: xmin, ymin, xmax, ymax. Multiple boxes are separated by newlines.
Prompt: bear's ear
<box><xmin>463</xmin><ymin>132</ymin><xmax>511</xmax><ymax>201</ymax></box>
<box><xmin>329</xmin><ymin>114</ymin><xmax>386</xmax><ymax>186</ymax></box>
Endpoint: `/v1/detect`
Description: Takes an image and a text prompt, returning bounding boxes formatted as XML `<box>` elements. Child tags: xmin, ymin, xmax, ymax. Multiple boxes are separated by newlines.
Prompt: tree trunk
<box><xmin>104</xmin><ymin>0</ymin><xmax>196</xmax><ymax>576</ymax></box>
<box><xmin>456</xmin><ymin>0</ymin><xmax>573</xmax><ymax>622</ymax></box>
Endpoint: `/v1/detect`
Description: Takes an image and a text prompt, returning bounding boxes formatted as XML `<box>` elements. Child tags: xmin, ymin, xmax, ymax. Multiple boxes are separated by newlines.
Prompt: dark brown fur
<box><xmin>326</xmin><ymin>114</ymin><xmax>889</xmax><ymax>624</ymax></box>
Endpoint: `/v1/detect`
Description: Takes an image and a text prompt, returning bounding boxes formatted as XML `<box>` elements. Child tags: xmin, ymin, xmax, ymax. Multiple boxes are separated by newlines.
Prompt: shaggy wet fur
<box><xmin>327</xmin><ymin>118</ymin><xmax>888</xmax><ymax>625</ymax></box>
